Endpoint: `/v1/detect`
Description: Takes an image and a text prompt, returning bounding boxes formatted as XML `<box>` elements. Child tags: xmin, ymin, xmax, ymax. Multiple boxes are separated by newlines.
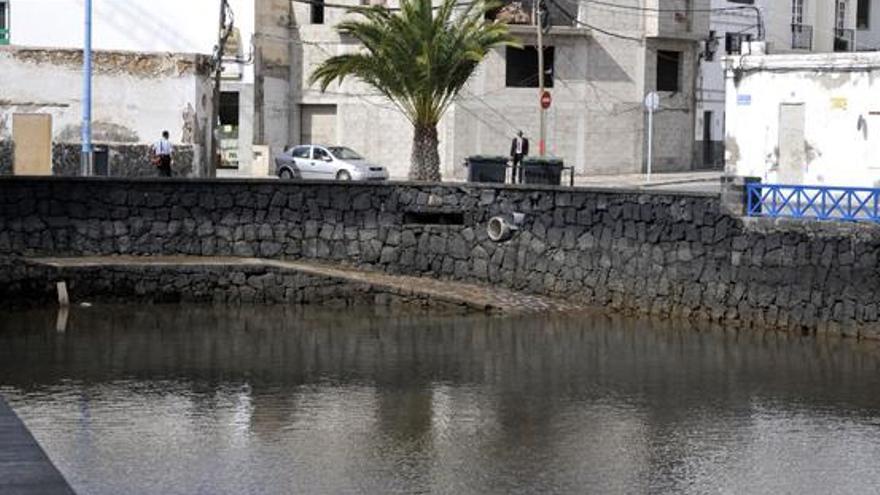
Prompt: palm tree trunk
<box><xmin>409</xmin><ymin>123</ymin><xmax>441</xmax><ymax>182</ymax></box>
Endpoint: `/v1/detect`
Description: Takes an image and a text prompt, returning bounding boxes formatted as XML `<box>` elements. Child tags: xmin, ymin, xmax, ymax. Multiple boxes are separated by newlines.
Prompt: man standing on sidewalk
<box><xmin>510</xmin><ymin>130</ymin><xmax>529</xmax><ymax>184</ymax></box>
<box><xmin>151</xmin><ymin>130</ymin><xmax>173</xmax><ymax>177</ymax></box>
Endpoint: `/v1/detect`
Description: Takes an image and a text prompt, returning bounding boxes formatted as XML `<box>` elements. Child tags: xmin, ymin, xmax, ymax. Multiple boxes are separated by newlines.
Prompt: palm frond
<box><xmin>309</xmin><ymin>0</ymin><xmax>518</xmax><ymax>126</ymax></box>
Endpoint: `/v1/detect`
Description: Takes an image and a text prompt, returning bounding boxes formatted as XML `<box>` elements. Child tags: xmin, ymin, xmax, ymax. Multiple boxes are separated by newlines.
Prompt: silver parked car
<box><xmin>275</xmin><ymin>145</ymin><xmax>389</xmax><ymax>181</ymax></box>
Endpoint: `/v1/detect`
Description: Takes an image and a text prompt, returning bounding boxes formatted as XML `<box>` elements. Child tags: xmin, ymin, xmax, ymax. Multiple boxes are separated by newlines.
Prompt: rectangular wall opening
<box><xmin>218</xmin><ymin>91</ymin><xmax>240</xmax><ymax>169</ymax></box>
<box><xmin>403</xmin><ymin>212</ymin><xmax>465</xmax><ymax>226</ymax></box>
<box><xmin>505</xmin><ymin>46</ymin><xmax>554</xmax><ymax>88</ymax></box>
<box><xmin>656</xmin><ymin>50</ymin><xmax>681</xmax><ymax>92</ymax></box>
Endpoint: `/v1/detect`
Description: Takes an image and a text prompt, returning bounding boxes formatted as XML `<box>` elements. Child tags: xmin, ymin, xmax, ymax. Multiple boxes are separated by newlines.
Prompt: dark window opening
<box><xmin>725</xmin><ymin>32</ymin><xmax>752</xmax><ymax>54</ymax></box>
<box><xmin>858</xmin><ymin>0</ymin><xmax>870</xmax><ymax>29</ymax></box>
<box><xmin>0</xmin><ymin>1</ymin><xmax>8</xmax><ymax>45</ymax></box>
<box><xmin>656</xmin><ymin>50</ymin><xmax>681</xmax><ymax>92</ymax></box>
<box><xmin>728</xmin><ymin>0</ymin><xmax>755</xmax><ymax>4</ymax></box>
<box><xmin>403</xmin><ymin>211</ymin><xmax>465</xmax><ymax>226</ymax></box>
<box><xmin>219</xmin><ymin>91</ymin><xmax>240</xmax><ymax>127</ymax></box>
<box><xmin>311</xmin><ymin>0</ymin><xmax>325</xmax><ymax>24</ymax></box>
<box><xmin>218</xmin><ymin>91</ymin><xmax>240</xmax><ymax>169</ymax></box>
<box><xmin>506</xmin><ymin>46</ymin><xmax>554</xmax><ymax>88</ymax></box>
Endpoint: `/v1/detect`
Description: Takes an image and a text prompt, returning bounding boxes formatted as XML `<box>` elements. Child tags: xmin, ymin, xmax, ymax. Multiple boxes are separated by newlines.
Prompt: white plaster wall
<box><xmin>288</xmin><ymin>0</ymin><xmax>698</xmax><ymax>179</ymax></box>
<box><xmin>0</xmin><ymin>50</ymin><xmax>208</xmax><ymax>148</ymax></box>
<box><xmin>725</xmin><ymin>53</ymin><xmax>880</xmax><ymax>187</ymax></box>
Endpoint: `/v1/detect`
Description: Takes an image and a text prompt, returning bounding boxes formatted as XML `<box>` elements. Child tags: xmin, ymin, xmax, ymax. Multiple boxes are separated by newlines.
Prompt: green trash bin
<box><xmin>466</xmin><ymin>155</ymin><xmax>508</xmax><ymax>183</ymax></box>
<box><xmin>522</xmin><ymin>156</ymin><xmax>564</xmax><ymax>185</ymax></box>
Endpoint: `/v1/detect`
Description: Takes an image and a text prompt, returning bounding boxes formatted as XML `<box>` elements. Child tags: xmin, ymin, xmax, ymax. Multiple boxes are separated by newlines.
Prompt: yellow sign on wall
<box><xmin>831</xmin><ymin>97</ymin><xmax>848</xmax><ymax>110</ymax></box>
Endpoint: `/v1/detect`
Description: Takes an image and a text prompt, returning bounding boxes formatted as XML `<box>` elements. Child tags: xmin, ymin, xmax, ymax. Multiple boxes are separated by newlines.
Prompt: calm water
<box><xmin>2</xmin><ymin>306</ymin><xmax>880</xmax><ymax>494</ymax></box>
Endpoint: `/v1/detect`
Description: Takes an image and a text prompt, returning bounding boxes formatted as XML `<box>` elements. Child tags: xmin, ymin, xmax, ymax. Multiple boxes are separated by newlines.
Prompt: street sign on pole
<box><xmin>541</xmin><ymin>91</ymin><xmax>552</xmax><ymax>109</ymax></box>
<box><xmin>643</xmin><ymin>91</ymin><xmax>659</xmax><ymax>112</ymax></box>
<box><xmin>536</xmin><ymin>1</ymin><xmax>546</xmax><ymax>156</ymax></box>
<box><xmin>643</xmin><ymin>91</ymin><xmax>659</xmax><ymax>182</ymax></box>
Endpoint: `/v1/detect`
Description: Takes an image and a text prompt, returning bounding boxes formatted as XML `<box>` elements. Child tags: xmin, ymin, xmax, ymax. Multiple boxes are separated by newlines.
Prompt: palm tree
<box><xmin>310</xmin><ymin>0</ymin><xmax>517</xmax><ymax>181</ymax></box>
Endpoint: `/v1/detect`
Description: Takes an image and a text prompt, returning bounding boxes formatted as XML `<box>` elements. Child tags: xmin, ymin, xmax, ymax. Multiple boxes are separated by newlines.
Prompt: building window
<box><xmin>0</xmin><ymin>1</ymin><xmax>9</xmax><ymax>45</ymax></box>
<box><xmin>505</xmin><ymin>46</ymin><xmax>554</xmax><ymax>88</ymax></box>
<box><xmin>656</xmin><ymin>50</ymin><xmax>681</xmax><ymax>92</ymax></box>
<box><xmin>311</xmin><ymin>0</ymin><xmax>325</xmax><ymax>24</ymax></box>
<box><xmin>858</xmin><ymin>0</ymin><xmax>870</xmax><ymax>29</ymax></box>
<box><xmin>725</xmin><ymin>32</ymin><xmax>752</xmax><ymax>55</ymax></box>
<box><xmin>792</xmin><ymin>0</ymin><xmax>805</xmax><ymax>24</ymax></box>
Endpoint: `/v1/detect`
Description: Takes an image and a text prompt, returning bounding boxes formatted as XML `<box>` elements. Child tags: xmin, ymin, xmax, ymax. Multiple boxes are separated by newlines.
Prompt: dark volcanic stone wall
<box><xmin>1</xmin><ymin>177</ymin><xmax>879</xmax><ymax>338</ymax></box>
<box><xmin>0</xmin><ymin>140</ymin><xmax>12</xmax><ymax>175</ymax></box>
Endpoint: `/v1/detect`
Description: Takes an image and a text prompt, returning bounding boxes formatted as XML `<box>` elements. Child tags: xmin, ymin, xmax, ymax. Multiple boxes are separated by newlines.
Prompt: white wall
<box><xmin>725</xmin><ymin>52</ymin><xmax>880</xmax><ymax>187</ymax></box>
<box><xmin>0</xmin><ymin>48</ymin><xmax>211</xmax><ymax>149</ymax></box>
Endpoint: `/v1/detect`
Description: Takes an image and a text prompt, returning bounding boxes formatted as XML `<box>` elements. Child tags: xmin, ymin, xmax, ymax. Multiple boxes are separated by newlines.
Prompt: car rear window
<box><xmin>291</xmin><ymin>147</ymin><xmax>310</xmax><ymax>158</ymax></box>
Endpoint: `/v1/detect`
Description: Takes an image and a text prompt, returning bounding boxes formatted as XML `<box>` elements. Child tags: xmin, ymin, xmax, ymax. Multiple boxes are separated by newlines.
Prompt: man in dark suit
<box><xmin>510</xmin><ymin>130</ymin><xmax>529</xmax><ymax>184</ymax></box>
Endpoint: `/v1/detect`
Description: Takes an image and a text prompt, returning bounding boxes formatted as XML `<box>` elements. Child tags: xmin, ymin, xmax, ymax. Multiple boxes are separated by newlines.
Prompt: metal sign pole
<box><xmin>644</xmin><ymin>91</ymin><xmax>658</xmax><ymax>183</ymax></box>
<box><xmin>536</xmin><ymin>0</ymin><xmax>546</xmax><ymax>156</ymax></box>
<box><xmin>647</xmin><ymin>106</ymin><xmax>653</xmax><ymax>183</ymax></box>
<box><xmin>81</xmin><ymin>0</ymin><xmax>93</xmax><ymax>176</ymax></box>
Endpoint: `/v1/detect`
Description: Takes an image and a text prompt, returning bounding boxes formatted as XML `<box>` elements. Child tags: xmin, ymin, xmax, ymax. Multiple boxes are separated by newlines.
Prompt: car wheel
<box><xmin>336</xmin><ymin>170</ymin><xmax>352</xmax><ymax>181</ymax></box>
<box><xmin>279</xmin><ymin>168</ymin><xmax>294</xmax><ymax>180</ymax></box>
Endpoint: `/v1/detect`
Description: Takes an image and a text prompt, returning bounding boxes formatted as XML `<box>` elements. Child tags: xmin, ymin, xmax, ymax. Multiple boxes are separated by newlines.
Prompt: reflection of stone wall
<box><xmin>0</xmin><ymin>140</ymin><xmax>12</xmax><ymax>175</ymax></box>
<box><xmin>0</xmin><ymin>258</ymin><xmax>471</xmax><ymax>313</ymax></box>
<box><xmin>51</xmin><ymin>143</ymin><xmax>195</xmax><ymax>177</ymax></box>
<box><xmin>1</xmin><ymin>178</ymin><xmax>880</xmax><ymax>339</ymax></box>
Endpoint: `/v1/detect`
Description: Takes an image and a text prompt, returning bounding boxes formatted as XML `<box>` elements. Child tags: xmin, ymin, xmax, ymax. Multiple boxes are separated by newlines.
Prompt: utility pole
<box><xmin>536</xmin><ymin>0</ymin><xmax>546</xmax><ymax>156</ymax></box>
<box><xmin>81</xmin><ymin>0</ymin><xmax>93</xmax><ymax>176</ymax></box>
<box><xmin>209</xmin><ymin>0</ymin><xmax>233</xmax><ymax>178</ymax></box>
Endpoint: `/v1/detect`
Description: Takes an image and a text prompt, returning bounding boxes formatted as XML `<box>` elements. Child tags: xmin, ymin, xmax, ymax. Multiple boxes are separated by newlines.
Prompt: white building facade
<box><xmin>2</xmin><ymin>0</ymin><xmax>714</xmax><ymax>179</ymax></box>
<box><xmin>292</xmin><ymin>0</ymin><xmax>710</xmax><ymax>179</ymax></box>
<box><xmin>0</xmin><ymin>0</ymin><xmax>298</xmax><ymax>177</ymax></box>
<box><xmin>725</xmin><ymin>51</ymin><xmax>880</xmax><ymax>187</ymax></box>
<box><xmin>697</xmin><ymin>0</ymin><xmax>861</xmax><ymax>169</ymax></box>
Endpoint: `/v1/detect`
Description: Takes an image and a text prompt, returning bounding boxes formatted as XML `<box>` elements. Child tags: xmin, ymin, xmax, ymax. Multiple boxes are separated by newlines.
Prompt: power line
<box><xmin>579</xmin><ymin>0</ymin><xmax>756</xmax><ymax>14</ymax></box>
<box><xmin>552</xmin><ymin>0</ymin><xmax>763</xmax><ymax>40</ymax></box>
<box><xmin>289</xmin><ymin>0</ymin><xmax>475</xmax><ymax>12</ymax></box>
<box><xmin>547</xmin><ymin>0</ymin><xmax>642</xmax><ymax>42</ymax></box>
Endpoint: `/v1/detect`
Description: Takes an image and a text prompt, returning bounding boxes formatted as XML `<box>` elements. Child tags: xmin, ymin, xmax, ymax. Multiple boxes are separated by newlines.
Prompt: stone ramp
<box><xmin>31</xmin><ymin>256</ymin><xmax>580</xmax><ymax>313</ymax></box>
<box><xmin>0</xmin><ymin>396</ymin><xmax>75</xmax><ymax>495</ymax></box>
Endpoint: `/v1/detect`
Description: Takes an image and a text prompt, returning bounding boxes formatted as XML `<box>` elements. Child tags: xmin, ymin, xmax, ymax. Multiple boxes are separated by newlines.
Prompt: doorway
<box><xmin>702</xmin><ymin>110</ymin><xmax>713</xmax><ymax>167</ymax></box>
<box><xmin>12</xmin><ymin>113</ymin><xmax>52</xmax><ymax>175</ymax></box>
<box><xmin>778</xmin><ymin>103</ymin><xmax>806</xmax><ymax>184</ymax></box>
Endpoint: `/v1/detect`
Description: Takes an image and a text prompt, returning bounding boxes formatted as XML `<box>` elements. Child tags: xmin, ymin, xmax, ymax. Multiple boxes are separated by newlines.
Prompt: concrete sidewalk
<box><xmin>572</xmin><ymin>170</ymin><xmax>723</xmax><ymax>190</ymax></box>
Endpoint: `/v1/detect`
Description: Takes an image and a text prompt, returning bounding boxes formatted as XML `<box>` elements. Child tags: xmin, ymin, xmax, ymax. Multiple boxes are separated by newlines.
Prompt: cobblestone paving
<box><xmin>33</xmin><ymin>256</ymin><xmax>584</xmax><ymax>314</ymax></box>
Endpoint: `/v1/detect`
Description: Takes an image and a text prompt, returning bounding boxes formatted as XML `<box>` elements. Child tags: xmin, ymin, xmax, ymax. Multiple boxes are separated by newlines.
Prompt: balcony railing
<box><xmin>791</xmin><ymin>24</ymin><xmax>813</xmax><ymax>50</ymax></box>
<box><xmin>746</xmin><ymin>183</ymin><xmax>880</xmax><ymax>223</ymax></box>
<box><xmin>0</xmin><ymin>28</ymin><xmax>8</xmax><ymax>45</ymax></box>
<box><xmin>835</xmin><ymin>28</ymin><xmax>855</xmax><ymax>52</ymax></box>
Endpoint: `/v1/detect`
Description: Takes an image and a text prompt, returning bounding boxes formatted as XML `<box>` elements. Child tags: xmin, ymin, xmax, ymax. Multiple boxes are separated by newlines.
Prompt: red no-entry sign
<box><xmin>540</xmin><ymin>91</ymin><xmax>552</xmax><ymax>109</ymax></box>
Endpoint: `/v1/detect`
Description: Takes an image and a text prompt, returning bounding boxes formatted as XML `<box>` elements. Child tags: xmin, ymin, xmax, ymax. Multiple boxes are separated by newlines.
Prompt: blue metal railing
<box><xmin>746</xmin><ymin>183</ymin><xmax>880</xmax><ymax>222</ymax></box>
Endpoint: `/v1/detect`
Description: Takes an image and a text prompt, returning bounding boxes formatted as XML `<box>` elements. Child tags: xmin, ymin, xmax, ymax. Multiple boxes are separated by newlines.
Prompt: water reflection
<box><xmin>1</xmin><ymin>306</ymin><xmax>880</xmax><ymax>494</ymax></box>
